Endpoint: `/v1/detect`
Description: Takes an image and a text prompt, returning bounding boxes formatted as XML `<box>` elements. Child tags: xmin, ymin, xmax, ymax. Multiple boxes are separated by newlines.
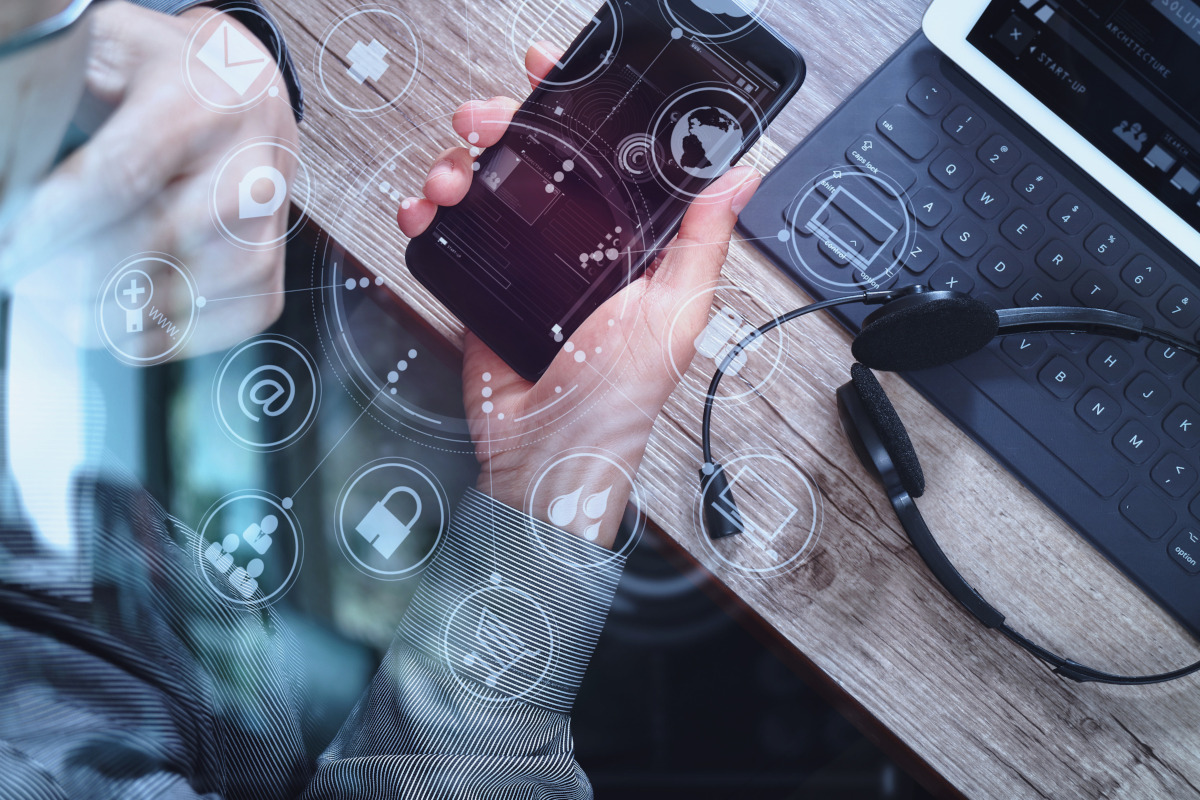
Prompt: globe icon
<box><xmin>670</xmin><ymin>106</ymin><xmax>743</xmax><ymax>179</ymax></box>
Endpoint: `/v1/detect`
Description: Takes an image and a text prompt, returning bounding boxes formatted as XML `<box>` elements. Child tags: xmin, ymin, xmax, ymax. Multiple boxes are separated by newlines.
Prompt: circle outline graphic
<box><xmin>316</xmin><ymin>5</ymin><xmax>423</xmax><ymax>117</ymax></box>
<box><xmin>195</xmin><ymin>490</ymin><xmax>304</xmax><ymax>607</ymax></box>
<box><xmin>96</xmin><ymin>253</ymin><xmax>198</xmax><ymax>366</ymax></box>
<box><xmin>212</xmin><ymin>334</ymin><xmax>322</xmax><ymax>452</ymax></box>
<box><xmin>523</xmin><ymin>447</ymin><xmax>646</xmax><ymax>570</ymax></box>
<box><xmin>334</xmin><ymin>458</ymin><xmax>449</xmax><ymax>579</ymax></box>
<box><xmin>181</xmin><ymin>4</ymin><xmax>287</xmax><ymax>114</ymax></box>
<box><xmin>209</xmin><ymin>137</ymin><xmax>312</xmax><ymax>251</ymax></box>
<box><xmin>695</xmin><ymin>450</ymin><xmax>823</xmax><ymax>580</ymax></box>
<box><xmin>507</xmin><ymin>0</ymin><xmax>623</xmax><ymax>91</ymax></box>
<box><xmin>443</xmin><ymin>578</ymin><xmax>556</xmax><ymax>704</ymax></box>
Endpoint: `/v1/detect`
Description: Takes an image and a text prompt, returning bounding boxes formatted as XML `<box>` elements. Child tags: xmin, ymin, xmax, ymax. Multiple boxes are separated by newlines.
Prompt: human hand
<box><xmin>0</xmin><ymin>1</ymin><xmax>299</xmax><ymax>358</ymax></box>
<box><xmin>399</xmin><ymin>43</ymin><xmax>760</xmax><ymax>548</ymax></box>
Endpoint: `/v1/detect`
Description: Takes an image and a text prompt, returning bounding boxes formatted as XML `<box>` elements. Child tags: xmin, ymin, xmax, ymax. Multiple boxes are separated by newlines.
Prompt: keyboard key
<box><xmin>1039</xmin><ymin>356</ymin><xmax>1083</xmax><ymax>399</ymax></box>
<box><xmin>1186</xmin><ymin>368</ymin><xmax>1200</xmax><ymax>401</ymax></box>
<box><xmin>1072</xmin><ymin>270</ymin><xmax>1118</xmax><ymax>308</ymax></box>
<box><xmin>818</xmin><ymin>223</ymin><xmax>863</xmax><ymax>266</ymax></box>
<box><xmin>1126</xmin><ymin>372</ymin><xmax>1171</xmax><ymax>415</ymax></box>
<box><xmin>1167</xmin><ymin>528</ymin><xmax>1200</xmax><ymax>574</ymax></box>
<box><xmin>1013</xmin><ymin>164</ymin><xmax>1057</xmax><ymax>204</ymax></box>
<box><xmin>977</xmin><ymin>134</ymin><xmax>1020</xmax><ymax>174</ymax></box>
<box><xmin>911</xmin><ymin>187</ymin><xmax>951</xmax><ymax>227</ymax></box>
<box><xmin>979</xmin><ymin>247</ymin><xmax>1021</xmax><ymax>288</ymax></box>
<box><xmin>1048</xmin><ymin>193</ymin><xmax>1093</xmax><ymax>235</ymax></box>
<box><xmin>877</xmin><ymin>106</ymin><xmax>938</xmax><ymax>160</ymax></box>
<box><xmin>942</xmin><ymin>105</ymin><xmax>985</xmax><ymax>145</ymax></box>
<box><xmin>943</xmin><ymin>215</ymin><xmax>987</xmax><ymax>258</ymax></box>
<box><xmin>1084</xmin><ymin>224</ymin><xmax>1130</xmax><ymax>265</ymax></box>
<box><xmin>1117</xmin><ymin>300</ymin><xmax>1153</xmax><ymax>326</ymax></box>
<box><xmin>1087</xmin><ymin>340</ymin><xmax>1132</xmax><ymax>383</ymax></box>
<box><xmin>846</xmin><ymin>134</ymin><xmax>918</xmax><ymax>191</ymax></box>
<box><xmin>1055</xmin><ymin>332</ymin><xmax>1090</xmax><ymax>353</ymax></box>
<box><xmin>1193</xmin><ymin>494</ymin><xmax>1200</xmax><ymax>522</ymax></box>
<box><xmin>927</xmin><ymin>263</ymin><xmax>974</xmax><ymax>294</ymax></box>
<box><xmin>1076</xmin><ymin>387</ymin><xmax>1121</xmax><ymax>432</ymax></box>
<box><xmin>1158</xmin><ymin>285</ymin><xmax>1199</xmax><ymax>328</ymax></box>
<box><xmin>894</xmin><ymin>235</ymin><xmax>937</xmax><ymax>273</ymax></box>
<box><xmin>1001</xmin><ymin>333</ymin><xmax>1047</xmax><ymax>367</ymax></box>
<box><xmin>1114</xmin><ymin>420</ymin><xmax>1159</xmax><ymax>464</ymax></box>
<box><xmin>1000</xmin><ymin>209</ymin><xmax>1045</xmax><ymax>250</ymax></box>
<box><xmin>1014</xmin><ymin>278</ymin><xmax>1062</xmax><ymax>307</ymax></box>
<box><xmin>965</xmin><ymin>179</ymin><xmax>1009</xmax><ymax>219</ymax></box>
<box><xmin>853</xmin><ymin>265</ymin><xmax>901</xmax><ymax>291</ymax></box>
<box><xmin>907</xmin><ymin>76</ymin><xmax>950</xmax><ymax>116</ymax></box>
<box><xmin>1164</xmin><ymin>404</ymin><xmax>1199</xmax><ymax>448</ymax></box>
<box><xmin>1151</xmin><ymin>453</ymin><xmax>1197</xmax><ymax>498</ymax></box>
<box><xmin>1119</xmin><ymin>486</ymin><xmax>1174</xmax><ymax>539</ymax></box>
<box><xmin>1121</xmin><ymin>254</ymin><xmax>1166</xmax><ymax>297</ymax></box>
<box><xmin>1035</xmin><ymin>239</ymin><xmax>1079</xmax><ymax>280</ymax></box>
<box><xmin>1148</xmin><ymin>341</ymin><xmax>1190</xmax><ymax>375</ymax></box>
<box><xmin>827</xmin><ymin>182</ymin><xmax>903</xmax><ymax>243</ymax></box>
<box><xmin>930</xmin><ymin>149</ymin><xmax>973</xmax><ymax>190</ymax></box>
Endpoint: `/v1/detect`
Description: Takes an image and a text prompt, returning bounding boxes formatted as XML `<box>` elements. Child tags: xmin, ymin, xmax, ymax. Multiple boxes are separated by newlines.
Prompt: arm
<box><xmin>304</xmin><ymin>490</ymin><xmax>622</xmax><ymax>798</ymax></box>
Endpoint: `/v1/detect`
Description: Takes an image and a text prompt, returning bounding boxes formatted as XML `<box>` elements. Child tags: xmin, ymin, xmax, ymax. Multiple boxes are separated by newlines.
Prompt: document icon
<box><xmin>197</xmin><ymin>21</ymin><xmax>269</xmax><ymax>97</ymax></box>
<box><xmin>463</xmin><ymin>608</ymin><xmax>539</xmax><ymax>688</ymax></box>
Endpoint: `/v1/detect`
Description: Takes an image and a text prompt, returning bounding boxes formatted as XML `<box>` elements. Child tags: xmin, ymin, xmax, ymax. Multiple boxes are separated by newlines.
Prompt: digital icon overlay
<box><xmin>184</xmin><ymin>5</ymin><xmax>284</xmax><ymax>113</ymax></box>
<box><xmin>664</xmin><ymin>281</ymin><xmax>790</xmax><ymax>404</ymax></box>
<box><xmin>317</xmin><ymin>5</ymin><xmax>421</xmax><ymax>117</ymax></box>
<box><xmin>525</xmin><ymin>448</ymin><xmax>645</xmax><ymax>567</ymax></box>
<box><xmin>444</xmin><ymin>572</ymin><xmax>555</xmax><ymax>702</ymax></box>
<box><xmin>196</xmin><ymin>491</ymin><xmax>303</xmax><ymax>607</ymax></box>
<box><xmin>213</xmin><ymin>335</ymin><xmax>321</xmax><ymax>452</ymax></box>
<box><xmin>696</xmin><ymin>451</ymin><xmax>823</xmax><ymax>579</ymax></box>
<box><xmin>96</xmin><ymin>253</ymin><xmax>199</xmax><ymax>366</ymax></box>
<box><xmin>781</xmin><ymin>165</ymin><xmax>914</xmax><ymax>293</ymax></box>
<box><xmin>335</xmin><ymin>459</ymin><xmax>448</xmax><ymax>579</ymax></box>
<box><xmin>210</xmin><ymin>137</ymin><xmax>311</xmax><ymax>250</ymax></box>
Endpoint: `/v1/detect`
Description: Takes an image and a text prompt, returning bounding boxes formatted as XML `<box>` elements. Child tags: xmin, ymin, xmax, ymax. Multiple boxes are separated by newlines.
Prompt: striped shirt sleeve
<box><xmin>303</xmin><ymin>489</ymin><xmax>625</xmax><ymax>799</ymax></box>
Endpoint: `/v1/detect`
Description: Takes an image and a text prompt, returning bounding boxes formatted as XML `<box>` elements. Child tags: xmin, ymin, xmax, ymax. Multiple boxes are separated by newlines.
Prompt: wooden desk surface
<box><xmin>265</xmin><ymin>1</ymin><xmax>1200</xmax><ymax>796</ymax></box>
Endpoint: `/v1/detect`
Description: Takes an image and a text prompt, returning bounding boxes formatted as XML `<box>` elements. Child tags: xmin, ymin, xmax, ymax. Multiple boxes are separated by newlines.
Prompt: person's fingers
<box><xmin>525</xmin><ymin>41</ymin><xmax>564</xmax><ymax>88</ymax></box>
<box><xmin>0</xmin><ymin>82</ymin><xmax>205</xmax><ymax>273</ymax></box>
<box><xmin>650</xmin><ymin>166</ymin><xmax>760</xmax><ymax>295</ymax></box>
<box><xmin>452</xmin><ymin>97</ymin><xmax>521</xmax><ymax>148</ymax></box>
<box><xmin>396</xmin><ymin>196</ymin><xmax>439</xmax><ymax>238</ymax></box>
<box><xmin>422</xmin><ymin>146</ymin><xmax>477</xmax><ymax>206</ymax></box>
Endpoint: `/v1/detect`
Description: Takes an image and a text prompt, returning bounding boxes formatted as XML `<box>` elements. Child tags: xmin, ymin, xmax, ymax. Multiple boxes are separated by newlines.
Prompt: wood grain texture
<box><xmin>264</xmin><ymin>0</ymin><xmax>1200</xmax><ymax>797</ymax></box>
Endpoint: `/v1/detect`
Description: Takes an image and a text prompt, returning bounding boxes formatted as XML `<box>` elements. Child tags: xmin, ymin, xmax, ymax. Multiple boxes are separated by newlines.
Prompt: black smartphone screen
<box><xmin>407</xmin><ymin>0</ymin><xmax>804</xmax><ymax>380</ymax></box>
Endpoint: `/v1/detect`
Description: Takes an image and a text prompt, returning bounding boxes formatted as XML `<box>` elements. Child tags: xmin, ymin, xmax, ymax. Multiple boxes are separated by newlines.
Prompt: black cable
<box><xmin>700</xmin><ymin>290</ymin><xmax>896</xmax><ymax>467</ymax></box>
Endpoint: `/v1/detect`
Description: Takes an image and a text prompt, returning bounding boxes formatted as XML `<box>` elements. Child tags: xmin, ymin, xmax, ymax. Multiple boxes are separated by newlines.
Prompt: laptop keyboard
<box><xmin>737</xmin><ymin>34</ymin><xmax>1200</xmax><ymax>632</ymax></box>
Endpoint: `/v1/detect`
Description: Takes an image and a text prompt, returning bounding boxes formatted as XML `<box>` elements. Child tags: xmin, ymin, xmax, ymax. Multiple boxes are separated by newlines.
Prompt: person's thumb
<box><xmin>650</xmin><ymin>165</ymin><xmax>760</xmax><ymax>296</ymax></box>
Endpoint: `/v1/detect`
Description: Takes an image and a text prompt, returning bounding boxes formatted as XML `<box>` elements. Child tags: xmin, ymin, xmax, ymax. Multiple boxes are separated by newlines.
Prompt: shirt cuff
<box><xmin>397</xmin><ymin>488</ymin><xmax>625</xmax><ymax>714</ymax></box>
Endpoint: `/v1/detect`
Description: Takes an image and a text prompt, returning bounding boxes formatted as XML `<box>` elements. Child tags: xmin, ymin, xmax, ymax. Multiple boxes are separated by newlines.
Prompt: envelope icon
<box><xmin>196</xmin><ymin>21</ymin><xmax>269</xmax><ymax>97</ymax></box>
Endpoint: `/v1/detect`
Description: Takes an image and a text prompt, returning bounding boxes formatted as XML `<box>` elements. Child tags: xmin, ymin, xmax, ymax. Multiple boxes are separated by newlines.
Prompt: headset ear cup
<box><xmin>842</xmin><ymin>363</ymin><xmax>925</xmax><ymax>498</ymax></box>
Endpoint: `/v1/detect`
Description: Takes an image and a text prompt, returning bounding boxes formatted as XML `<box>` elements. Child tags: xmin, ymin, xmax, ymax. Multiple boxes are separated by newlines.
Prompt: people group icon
<box><xmin>1113</xmin><ymin>120</ymin><xmax>1148</xmax><ymax>153</ymax></box>
<box><xmin>204</xmin><ymin>513</ymin><xmax>278</xmax><ymax>599</ymax></box>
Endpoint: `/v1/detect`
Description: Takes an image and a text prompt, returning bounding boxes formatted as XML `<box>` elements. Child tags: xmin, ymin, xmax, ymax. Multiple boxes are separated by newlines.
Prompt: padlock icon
<box><xmin>355</xmin><ymin>486</ymin><xmax>422</xmax><ymax>559</ymax></box>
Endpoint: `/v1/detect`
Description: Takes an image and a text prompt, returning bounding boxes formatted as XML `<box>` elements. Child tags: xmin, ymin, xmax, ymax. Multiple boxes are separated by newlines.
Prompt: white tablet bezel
<box><xmin>922</xmin><ymin>0</ymin><xmax>1200</xmax><ymax>268</ymax></box>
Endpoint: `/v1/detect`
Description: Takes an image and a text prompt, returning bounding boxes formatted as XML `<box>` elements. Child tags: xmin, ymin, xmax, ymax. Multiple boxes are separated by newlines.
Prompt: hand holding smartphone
<box><xmin>406</xmin><ymin>0</ymin><xmax>804</xmax><ymax>380</ymax></box>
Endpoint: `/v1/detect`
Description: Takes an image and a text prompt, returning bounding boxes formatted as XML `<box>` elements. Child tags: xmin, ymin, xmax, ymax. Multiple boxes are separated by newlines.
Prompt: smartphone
<box><xmin>406</xmin><ymin>0</ymin><xmax>805</xmax><ymax>380</ymax></box>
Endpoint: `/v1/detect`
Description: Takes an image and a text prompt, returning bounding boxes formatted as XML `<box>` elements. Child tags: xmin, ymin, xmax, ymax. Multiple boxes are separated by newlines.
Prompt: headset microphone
<box><xmin>698</xmin><ymin>284</ymin><xmax>1200</xmax><ymax>684</ymax></box>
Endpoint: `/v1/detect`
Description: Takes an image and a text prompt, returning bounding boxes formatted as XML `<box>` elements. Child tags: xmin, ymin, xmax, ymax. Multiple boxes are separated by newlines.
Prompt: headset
<box><xmin>699</xmin><ymin>284</ymin><xmax>1200</xmax><ymax>684</ymax></box>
